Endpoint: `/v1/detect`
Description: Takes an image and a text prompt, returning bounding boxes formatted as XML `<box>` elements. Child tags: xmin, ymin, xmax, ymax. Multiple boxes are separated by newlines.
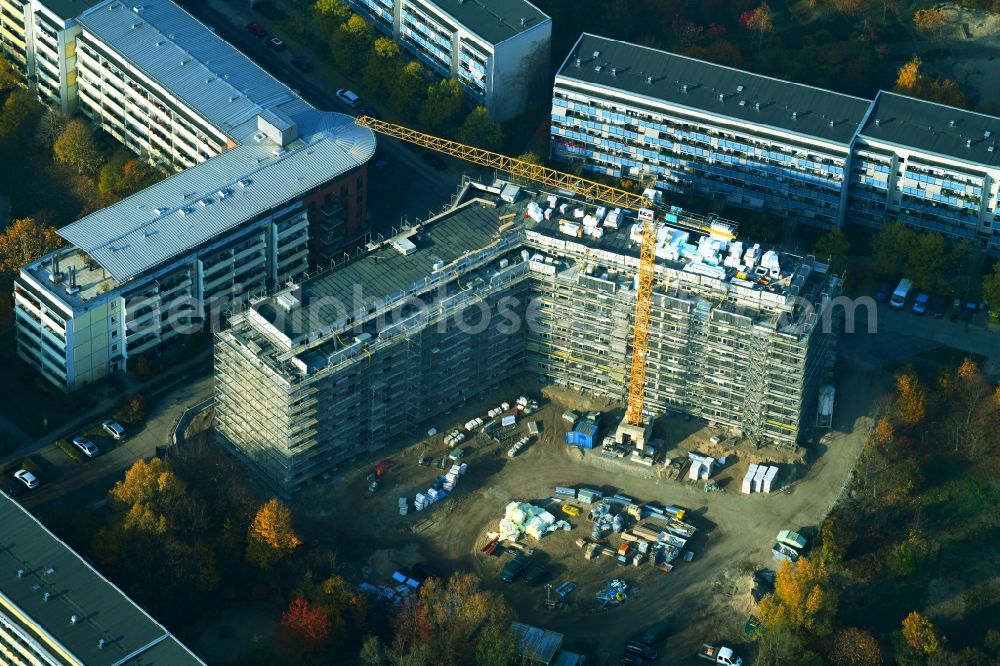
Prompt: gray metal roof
<box><xmin>859</xmin><ymin>91</ymin><xmax>1000</xmax><ymax>168</ymax></box>
<box><xmin>59</xmin><ymin>110</ymin><xmax>375</xmax><ymax>282</ymax></box>
<box><xmin>420</xmin><ymin>0</ymin><xmax>550</xmax><ymax>45</ymax></box>
<box><xmin>512</xmin><ymin>622</ymin><xmax>563</xmax><ymax>664</ymax></box>
<box><xmin>78</xmin><ymin>0</ymin><xmax>311</xmax><ymax>142</ymax></box>
<box><xmin>556</xmin><ymin>33</ymin><xmax>872</xmax><ymax>146</ymax></box>
<box><xmin>286</xmin><ymin>201</ymin><xmax>504</xmax><ymax>333</ymax></box>
<box><xmin>0</xmin><ymin>494</ymin><xmax>204</xmax><ymax>666</ymax></box>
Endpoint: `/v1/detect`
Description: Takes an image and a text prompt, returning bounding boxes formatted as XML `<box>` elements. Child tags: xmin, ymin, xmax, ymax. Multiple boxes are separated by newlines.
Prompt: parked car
<box><xmin>71</xmin><ymin>435</ymin><xmax>100</xmax><ymax>458</ymax></box>
<box><xmin>912</xmin><ymin>292</ymin><xmax>929</xmax><ymax>315</ymax></box>
<box><xmin>291</xmin><ymin>55</ymin><xmax>313</xmax><ymax>72</ymax></box>
<box><xmin>772</xmin><ymin>542</ymin><xmax>800</xmax><ymax>562</ymax></box>
<box><xmin>335</xmin><ymin>88</ymin><xmax>360</xmax><ymax>108</ymax></box>
<box><xmin>421</xmin><ymin>152</ymin><xmax>446</xmax><ymax>171</ymax></box>
<box><xmin>500</xmin><ymin>553</ymin><xmax>530</xmax><ymax>582</ymax></box>
<box><xmin>524</xmin><ymin>564</ymin><xmax>549</xmax><ymax>586</ymax></box>
<box><xmin>962</xmin><ymin>300</ymin><xmax>977</xmax><ymax>322</ymax></box>
<box><xmin>625</xmin><ymin>641</ymin><xmax>658</xmax><ymax>660</ymax></box>
<box><xmin>13</xmin><ymin>469</ymin><xmax>39</xmax><ymax>490</ymax></box>
<box><xmin>875</xmin><ymin>282</ymin><xmax>892</xmax><ymax>303</ymax></box>
<box><xmin>776</xmin><ymin>530</ymin><xmax>808</xmax><ymax>550</ymax></box>
<box><xmin>928</xmin><ymin>296</ymin><xmax>947</xmax><ymax>318</ymax></box>
<box><xmin>102</xmin><ymin>419</ymin><xmax>126</xmax><ymax>440</ymax></box>
<box><xmin>245</xmin><ymin>21</ymin><xmax>266</xmax><ymax>37</ymax></box>
<box><xmin>267</xmin><ymin>36</ymin><xmax>285</xmax><ymax>51</ymax></box>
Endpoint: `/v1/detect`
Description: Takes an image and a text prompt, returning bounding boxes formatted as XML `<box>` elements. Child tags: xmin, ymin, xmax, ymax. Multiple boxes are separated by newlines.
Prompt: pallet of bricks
<box><xmin>413</xmin><ymin>463</ymin><xmax>468</xmax><ymax>511</ymax></box>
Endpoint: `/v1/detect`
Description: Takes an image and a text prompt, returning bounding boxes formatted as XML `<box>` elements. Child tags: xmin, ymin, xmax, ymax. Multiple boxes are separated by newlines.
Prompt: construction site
<box><xmin>206</xmin><ymin>118</ymin><xmax>864</xmax><ymax>661</ymax></box>
<box><xmin>215</xmin><ymin>170</ymin><xmax>841</xmax><ymax>495</ymax></box>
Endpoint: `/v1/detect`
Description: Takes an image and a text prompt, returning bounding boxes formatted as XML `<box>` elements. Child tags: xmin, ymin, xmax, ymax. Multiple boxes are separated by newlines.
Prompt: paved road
<box><xmin>14</xmin><ymin>373</ymin><xmax>214</xmax><ymax>514</ymax></box>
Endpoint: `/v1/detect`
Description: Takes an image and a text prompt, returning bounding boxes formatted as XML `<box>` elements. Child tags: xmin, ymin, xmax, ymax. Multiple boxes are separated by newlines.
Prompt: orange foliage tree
<box><xmin>758</xmin><ymin>557</ymin><xmax>838</xmax><ymax>636</ymax></box>
<box><xmin>829</xmin><ymin>627</ymin><xmax>883</xmax><ymax>665</ymax></box>
<box><xmin>740</xmin><ymin>3</ymin><xmax>773</xmax><ymax>51</ymax></box>
<box><xmin>111</xmin><ymin>457</ymin><xmax>186</xmax><ymax>534</ymax></box>
<box><xmin>246</xmin><ymin>498</ymin><xmax>301</xmax><ymax>568</ymax></box>
<box><xmin>901</xmin><ymin>611</ymin><xmax>939</xmax><ymax>654</ymax></box>
<box><xmin>913</xmin><ymin>8</ymin><xmax>946</xmax><ymax>30</ymax></box>
<box><xmin>0</xmin><ymin>217</ymin><xmax>64</xmax><ymax>275</ymax></box>
<box><xmin>281</xmin><ymin>597</ymin><xmax>332</xmax><ymax>642</ymax></box>
<box><xmin>894</xmin><ymin>56</ymin><xmax>966</xmax><ymax>108</ymax></box>
<box><xmin>894</xmin><ymin>372</ymin><xmax>926</xmax><ymax>428</ymax></box>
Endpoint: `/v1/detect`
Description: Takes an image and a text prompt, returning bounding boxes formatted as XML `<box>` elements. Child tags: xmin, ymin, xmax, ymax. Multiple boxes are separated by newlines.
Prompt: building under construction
<box><xmin>214</xmin><ymin>179</ymin><xmax>842</xmax><ymax>494</ymax></box>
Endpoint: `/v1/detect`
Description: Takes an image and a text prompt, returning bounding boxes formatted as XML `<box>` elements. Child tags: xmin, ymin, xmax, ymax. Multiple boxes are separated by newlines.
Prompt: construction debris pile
<box><xmin>411</xmin><ymin>462</ymin><xmax>468</xmax><ymax>512</ymax></box>
<box><xmin>596</xmin><ymin>579</ymin><xmax>630</xmax><ymax>607</ymax></box>
<box><xmin>742</xmin><ymin>463</ymin><xmax>780</xmax><ymax>494</ymax></box>
<box><xmin>499</xmin><ymin>502</ymin><xmax>571</xmax><ymax>541</ymax></box>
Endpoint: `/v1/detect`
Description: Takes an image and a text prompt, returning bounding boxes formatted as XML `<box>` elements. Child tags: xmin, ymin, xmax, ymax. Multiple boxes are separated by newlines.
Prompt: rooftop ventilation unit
<box><xmin>236</xmin><ymin>178</ymin><xmax>251</xmax><ymax>188</ymax></box>
<box><xmin>574</xmin><ymin>57</ymin><xmax>581</xmax><ymax>67</ymax></box>
<box><xmin>131</xmin><ymin>4</ymin><xmax>143</xmax><ymax>12</ymax></box>
<box><xmin>71</xmin><ymin>615</ymin><xmax>78</xmax><ymax>624</ymax></box>
<box><xmin>610</xmin><ymin>67</ymin><xmax>616</xmax><ymax>76</ymax></box>
<box><xmin>828</xmin><ymin>120</ymin><xmax>834</xmax><ymax>127</ymax></box>
<box><xmin>520</xmin><ymin>17</ymin><xmax>525</xmax><ymax>26</ymax></box>
<box><xmin>985</xmin><ymin>130</ymin><xmax>992</xmax><ymax>138</ymax></box>
<box><xmin>736</xmin><ymin>84</ymin><xmax>744</xmax><ymax>93</ymax></box>
<box><xmin>949</xmin><ymin>119</ymin><xmax>956</xmax><ymax>127</ymax></box>
<box><xmin>392</xmin><ymin>237</ymin><xmax>417</xmax><ymax>256</ymax></box>
<box><xmin>681</xmin><ymin>84</ymin><xmax>688</xmax><ymax>92</ymax></box>
<box><xmin>989</xmin><ymin>145</ymin><xmax>996</xmax><ymax>152</ymax></box>
<box><xmin>719</xmin><ymin>93</ymin><xmax>725</xmax><ymax>101</ymax></box>
<box><xmin>875</xmin><ymin>118</ymin><xmax>881</xmax><ymax>126</ymax></box>
<box><xmin>198</xmin><ymin>197</ymin><xmax>211</xmax><ymax>207</ymax></box>
<box><xmin>216</xmin><ymin>189</ymin><xmax>230</xmax><ymax>199</ymax></box>
<box><xmin>645</xmin><ymin>76</ymin><xmax>653</xmax><ymax>84</ymax></box>
<box><xmin>179</xmin><ymin>208</ymin><xmax>190</xmax><ymax>217</ymax></box>
<box><xmin>754</xmin><ymin>102</ymin><xmax>761</xmax><ymax>110</ymax></box>
<box><xmin>739</xmin><ymin>100</ymin><xmax>747</xmax><ymax>106</ymax></box>
<box><xmin>966</xmin><ymin>139</ymin><xmax>972</xmax><ymax>147</ymax></box>
<box><xmin>594</xmin><ymin>65</ymin><xmax>602</xmax><ymax>72</ymax></box>
<box><xmin>592</xmin><ymin>50</ymin><xmax>601</xmax><ymax>58</ymax></box>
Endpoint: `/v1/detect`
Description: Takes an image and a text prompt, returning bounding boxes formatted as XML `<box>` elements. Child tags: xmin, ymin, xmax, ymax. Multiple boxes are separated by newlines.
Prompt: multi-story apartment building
<box><xmin>551</xmin><ymin>33</ymin><xmax>871</xmax><ymax>230</ymax></box>
<box><xmin>347</xmin><ymin>0</ymin><xmax>551</xmax><ymax>121</ymax></box>
<box><xmin>13</xmin><ymin>0</ymin><xmax>376</xmax><ymax>391</ymax></box>
<box><xmin>0</xmin><ymin>0</ymin><xmax>100</xmax><ymax>112</ymax></box>
<box><xmin>215</xmin><ymin>179</ymin><xmax>841</xmax><ymax>494</ymax></box>
<box><xmin>850</xmin><ymin>91</ymin><xmax>1000</xmax><ymax>249</ymax></box>
<box><xmin>551</xmin><ymin>34</ymin><xmax>1000</xmax><ymax>253</ymax></box>
<box><xmin>1</xmin><ymin>493</ymin><xmax>205</xmax><ymax>665</ymax></box>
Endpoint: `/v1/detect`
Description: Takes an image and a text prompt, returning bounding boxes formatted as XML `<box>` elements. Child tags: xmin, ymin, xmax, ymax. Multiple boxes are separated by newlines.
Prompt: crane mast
<box><xmin>354</xmin><ymin>115</ymin><xmax>735</xmax><ymax>446</ymax></box>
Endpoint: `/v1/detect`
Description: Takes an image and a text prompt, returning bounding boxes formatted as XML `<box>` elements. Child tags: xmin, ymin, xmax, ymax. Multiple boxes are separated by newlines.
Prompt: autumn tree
<box><xmin>758</xmin><ymin>557</ymin><xmax>838</xmax><ymax>636</ymax></box>
<box><xmin>913</xmin><ymin>8</ymin><xmax>947</xmax><ymax>31</ymax></box>
<box><xmin>817</xmin><ymin>516</ymin><xmax>850</xmax><ymax>566</ymax></box>
<box><xmin>0</xmin><ymin>56</ymin><xmax>20</xmax><ymax>92</ymax></box>
<box><xmin>113</xmin><ymin>393</ymin><xmax>148</xmax><ymax>424</ymax></box>
<box><xmin>740</xmin><ymin>3</ymin><xmax>773</xmax><ymax>52</ymax></box>
<box><xmin>517</xmin><ymin>151</ymin><xmax>542</xmax><ymax>165</ymax></box>
<box><xmin>419</xmin><ymin>78</ymin><xmax>464</xmax><ymax>135</ymax></box>
<box><xmin>458</xmin><ymin>106</ymin><xmax>503</xmax><ymax>151</ymax></box>
<box><xmin>814</xmin><ymin>228</ymin><xmax>850</xmax><ymax>271</ymax></box>
<box><xmin>894</xmin><ymin>56</ymin><xmax>966</xmax><ymax>108</ymax></box>
<box><xmin>0</xmin><ymin>217</ymin><xmax>64</xmax><ymax>274</ymax></box>
<box><xmin>871</xmin><ymin>220</ymin><xmax>912</xmax><ymax>278</ymax></box>
<box><xmin>829</xmin><ymin>627</ymin><xmax>883</xmax><ymax>665</ymax></box>
<box><xmin>894</xmin><ymin>372</ymin><xmax>926</xmax><ymax>428</ymax></box>
<box><xmin>310</xmin><ymin>0</ymin><xmax>350</xmax><ymax>34</ymax></box>
<box><xmin>111</xmin><ymin>457</ymin><xmax>186</xmax><ymax>536</ymax></box>
<box><xmin>0</xmin><ymin>89</ymin><xmax>37</xmax><ymax>143</ymax></box>
<box><xmin>246</xmin><ymin>498</ymin><xmax>302</xmax><ymax>568</ymax></box>
<box><xmin>54</xmin><ymin>117</ymin><xmax>103</xmax><ymax>175</ymax></box>
<box><xmin>330</xmin><ymin>14</ymin><xmax>374</xmax><ymax>73</ymax></box>
<box><xmin>902</xmin><ymin>611</ymin><xmax>940</xmax><ymax>655</ymax></box>
<box><xmin>282</xmin><ymin>597</ymin><xmax>332</xmax><ymax>641</ymax></box>
<box><xmin>390</xmin><ymin>572</ymin><xmax>516</xmax><ymax>666</ymax></box>
<box><xmin>35</xmin><ymin>106</ymin><xmax>66</xmax><ymax>146</ymax></box>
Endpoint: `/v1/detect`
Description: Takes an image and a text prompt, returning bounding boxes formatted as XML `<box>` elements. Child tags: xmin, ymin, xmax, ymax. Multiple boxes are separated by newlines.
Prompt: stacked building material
<box><xmin>742</xmin><ymin>464</ymin><xmax>780</xmax><ymax>494</ymax></box>
<box><xmin>741</xmin><ymin>463</ymin><xmax>759</xmax><ymax>494</ymax></box>
<box><xmin>499</xmin><ymin>502</ymin><xmax>557</xmax><ymax>541</ymax></box>
<box><xmin>399</xmin><ymin>497</ymin><xmax>409</xmax><ymax>515</ymax></box>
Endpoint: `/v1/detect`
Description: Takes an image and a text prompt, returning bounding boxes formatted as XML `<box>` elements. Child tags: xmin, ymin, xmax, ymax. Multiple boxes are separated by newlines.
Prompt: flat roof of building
<box><xmin>55</xmin><ymin>110</ymin><xmax>375</xmax><ymax>284</ymax></box>
<box><xmin>426</xmin><ymin>0</ymin><xmax>549</xmax><ymax>44</ymax></box>
<box><xmin>0</xmin><ymin>493</ymin><xmax>204</xmax><ymax>665</ymax></box>
<box><xmin>555</xmin><ymin>33</ymin><xmax>872</xmax><ymax>146</ymax></box>
<box><xmin>37</xmin><ymin>0</ymin><xmax>103</xmax><ymax>22</ymax></box>
<box><xmin>860</xmin><ymin>90</ymin><xmax>1000</xmax><ymax>168</ymax></box>
<box><xmin>78</xmin><ymin>0</ymin><xmax>311</xmax><ymax>143</ymax></box>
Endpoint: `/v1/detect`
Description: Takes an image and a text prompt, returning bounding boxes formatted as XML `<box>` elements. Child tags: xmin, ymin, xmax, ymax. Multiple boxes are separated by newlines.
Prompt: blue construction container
<box><xmin>566</xmin><ymin>422</ymin><xmax>598</xmax><ymax>449</ymax></box>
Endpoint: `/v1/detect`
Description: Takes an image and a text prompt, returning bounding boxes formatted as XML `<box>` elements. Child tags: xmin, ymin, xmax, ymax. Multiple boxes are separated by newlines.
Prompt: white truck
<box><xmin>698</xmin><ymin>644</ymin><xmax>742</xmax><ymax>665</ymax></box>
<box><xmin>890</xmin><ymin>278</ymin><xmax>913</xmax><ymax>309</ymax></box>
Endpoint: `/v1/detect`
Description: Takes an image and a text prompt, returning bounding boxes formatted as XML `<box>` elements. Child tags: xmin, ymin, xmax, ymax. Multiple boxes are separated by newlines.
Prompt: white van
<box><xmin>890</xmin><ymin>278</ymin><xmax>913</xmax><ymax>309</ymax></box>
<box><xmin>335</xmin><ymin>88</ymin><xmax>360</xmax><ymax>108</ymax></box>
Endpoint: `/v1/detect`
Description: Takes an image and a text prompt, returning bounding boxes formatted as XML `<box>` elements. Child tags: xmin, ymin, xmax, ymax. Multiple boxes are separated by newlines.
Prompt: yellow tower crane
<box><xmin>354</xmin><ymin>115</ymin><xmax>735</xmax><ymax>442</ymax></box>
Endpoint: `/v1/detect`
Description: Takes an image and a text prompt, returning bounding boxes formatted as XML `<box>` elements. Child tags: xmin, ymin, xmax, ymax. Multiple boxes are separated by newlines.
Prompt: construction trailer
<box><xmin>215</xmin><ymin>179</ymin><xmax>842</xmax><ymax>494</ymax></box>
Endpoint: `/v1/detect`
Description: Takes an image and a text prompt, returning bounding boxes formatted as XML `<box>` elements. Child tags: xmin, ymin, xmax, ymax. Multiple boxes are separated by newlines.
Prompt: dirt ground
<box><xmin>292</xmin><ymin>351</ymin><xmax>880</xmax><ymax>665</ymax></box>
<box><xmin>918</xmin><ymin>4</ymin><xmax>1000</xmax><ymax>110</ymax></box>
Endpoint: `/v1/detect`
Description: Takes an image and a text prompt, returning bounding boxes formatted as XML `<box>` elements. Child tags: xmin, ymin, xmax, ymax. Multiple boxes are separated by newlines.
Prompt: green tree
<box><xmin>359</xmin><ymin>635</ymin><xmax>385</xmax><ymax>666</ymax></box>
<box><xmin>904</xmin><ymin>231</ymin><xmax>947</xmax><ymax>292</ymax></box>
<box><xmin>311</xmin><ymin>0</ymin><xmax>350</xmax><ymax>32</ymax></box>
<box><xmin>814</xmin><ymin>228</ymin><xmax>849</xmax><ymax>272</ymax></box>
<box><xmin>419</xmin><ymin>78</ymin><xmax>464</xmax><ymax>135</ymax></box>
<box><xmin>902</xmin><ymin>611</ymin><xmax>940</xmax><ymax>655</ymax></box>
<box><xmin>457</xmin><ymin>106</ymin><xmax>503</xmax><ymax>150</ymax></box>
<box><xmin>517</xmin><ymin>151</ymin><xmax>543</xmax><ymax>165</ymax></box>
<box><xmin>0</xmin><ymin>89</ymin><xmax>37</xmax><ymax>143</ymax></box>
<box><xmin>982</xmin><ymin>261</ymin><xmax>1000</xmax><ymax>310</ymax></box>
<box><xmin>755</xmin><ymin>621</ymin><xmax>822</xmax><ymax>666</ymax></box>
<box><xmin>330</xmin><ymin>14</ymin><xmax>374</xmax><ymax>73</ymax></box>
<box><xmin>871</xmin><ymin>220</ymin><xmax>913</xmax><ymax>278</ymax></box>
<box><xmin>390</xmin><ymin>61</ymin><xmax>428</xmax><ymax>116</ymax></box>
<box><xmin>53</xmin><ymin>117</ymin><xmax>103</xmax><ymax>175</ymax></box>
<box><xmin>362</xmin><ymin>38</ymin><xmax>403</xmax><ymax>100</ymax></box>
